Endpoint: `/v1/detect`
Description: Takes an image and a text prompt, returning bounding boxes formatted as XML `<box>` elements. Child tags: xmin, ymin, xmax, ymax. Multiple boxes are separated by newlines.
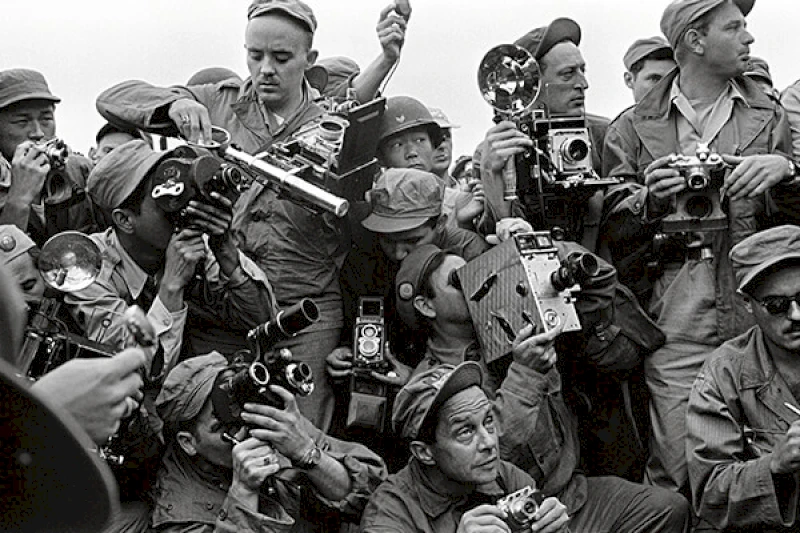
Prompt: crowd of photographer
<box><xmin>4</xmin><ymin>0</ymin><xmax>800</xmax><ymax>532</ymax></box>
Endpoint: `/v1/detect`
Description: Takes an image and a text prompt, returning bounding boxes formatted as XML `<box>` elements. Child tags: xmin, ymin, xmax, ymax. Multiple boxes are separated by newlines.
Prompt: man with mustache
<box><xmin>603</xmin><ymin>0</ymin><xmax>800</xmax><ymax>495</ymax></box>
<box><xmin>687</xmin><ymin>225</ymin><xmax>800</xmax><ymax>531</ymax></box>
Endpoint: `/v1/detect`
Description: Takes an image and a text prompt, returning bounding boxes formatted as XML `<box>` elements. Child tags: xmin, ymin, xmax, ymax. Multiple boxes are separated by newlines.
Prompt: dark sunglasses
<box><xmin>752</xmin><ymin>292</ymin><xmax>800</xmax><ymax>316</ymax></box>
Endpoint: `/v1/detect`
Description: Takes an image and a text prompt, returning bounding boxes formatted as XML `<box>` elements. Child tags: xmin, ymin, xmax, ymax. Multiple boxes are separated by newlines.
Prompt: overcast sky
<box><xmin>3</xmin><ymin>0</ymin><xmax>798</xmax><ymax>161</ymax></box>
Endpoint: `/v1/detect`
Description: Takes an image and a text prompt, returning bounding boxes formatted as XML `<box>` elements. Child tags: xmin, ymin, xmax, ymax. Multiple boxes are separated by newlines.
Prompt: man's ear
<box><xmin>306</xmin><ymin>49</ymin><xmax>319</xmax><ymax>68</ymax></box>
<box><xmin>409</xmin><ymin>440</ymin><xmax>435</xmax><ymax>466</ymax></box>
<box><xmin>111</xmin><ymin>208</ymin><xmax>135</xmax><ymax>234</ymax></box>
<box><xmin>176</xmin><ymin>431</ymin><xmax>198</xmax><ymax>456</ymax></box>
<box><xmin>742</xmin><ymin>295</ymin><xmax>754</xmax><ymax>315</ymax></box>
<box><xmin>414</xmin><ymin>294</ymin><xmax>436</xmax><ymax>320</ymax></box>
<box><xmin>624</xmin><ymin>71</ymin><xmax>635</xmax><ymax>90</ymax></box>
<box><xmin>684</xmin><ymin>29</ymin><xmax>705</xmax><ymax>55</ymax></box>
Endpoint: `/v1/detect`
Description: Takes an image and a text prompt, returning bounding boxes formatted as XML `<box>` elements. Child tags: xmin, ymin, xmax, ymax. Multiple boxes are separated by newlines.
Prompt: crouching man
<box><xmin>152</xmin><ymin>352</ymin><xmax>388</xmax><ymax>532</ymax></box>
<box><xmin>360</xmin><ymin>362</ymin><xmax>570</xmax><ymax>533</ymax></box>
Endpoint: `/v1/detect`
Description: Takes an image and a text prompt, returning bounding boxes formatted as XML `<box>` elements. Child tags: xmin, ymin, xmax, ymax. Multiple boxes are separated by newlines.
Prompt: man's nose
<box><xmin>788</xmin><ymin>300</ymin><xmax>800</xmax><ymax>321</ymax></box>
<box><xmin>28</xmin><ymin>121</ymin><xmax>45</xmax><ymax>141</ymax></box>
<box><xmin>575</xmin><ymin>71</ymin><xmax>588</xmax><ymax>90</ymax></box>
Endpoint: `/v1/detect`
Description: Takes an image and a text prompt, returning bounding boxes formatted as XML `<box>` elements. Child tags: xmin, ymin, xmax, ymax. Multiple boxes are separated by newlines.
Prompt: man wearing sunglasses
<box><xmin>687</xmin><ymin>225</ymin><xmax>800</xmax><ymax>532</ymax></box>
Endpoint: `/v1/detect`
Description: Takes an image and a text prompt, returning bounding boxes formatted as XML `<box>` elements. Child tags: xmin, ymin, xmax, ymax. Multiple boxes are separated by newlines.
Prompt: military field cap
<box><xmin>0</xmin><ymin>225</ymin><xmax>35</xmax><ymax>265</ymax></box>
<box><xmin>661</xmin><ymin>0</ymin><xmax>755</xmax><ymax>50</ymax></box>
<box><xmin>395</xmin><ymin>244</ymin><xmax>447</xmax><ymax>329</ymax></box>
<box><xmin>156</xmin><ymin>352</ymin><xmax>228</xmax><ymax>426</ymax></box>
<box><xmin>362</xmin><ymin>168</ymin><xmax>443</xmax><ymax>234</ymax></box>
<box><xmin>623</xmin><ymin>36</ymin><xmax>673</xmax><ymax>71</ymax></box>
<box><xmin>247</xmin><ymin>0</ymin><xmax>317</xmax><ymax>34</ymax></box>
<box><xmin>744</xmin><ymin>56</ymin><xmax>772</xmax><ymax>85</ymax></box>
<box><xmin>428</xmin><ymin>107</ymin><xmax>460</xmax><ymax>130</ymax></box>
<box><xmin>87</xmin><ymin>140</ymin><xmax>171</xmax><ymax>212</ymax></box>
<box><xmin>729</xmin><ymin>225</ymin><xmax>800</xmax><ymax>293</ymax></box>
<box><xmin>306</xmin><ymin>56</ymin><xmax>360</xmax><ymax>92</ymax></box>
<box><xmin>392</xmin><ymin>362</ymin><xmax>484</xmax><ymax>440</ymax></box>
<box><xmin>0</xmin><ymin>69</ymin><xmax>60</xmax><ymax>110</ymax></box>
<box><xmin>515</xmin><ymin>17</ymin><xmax>582</xmax><ymax>61</ymax></box>
<box><xmin>187</xmin><ymin>67</ymin><xmax>243</xmax><ymax>86</ymax></box>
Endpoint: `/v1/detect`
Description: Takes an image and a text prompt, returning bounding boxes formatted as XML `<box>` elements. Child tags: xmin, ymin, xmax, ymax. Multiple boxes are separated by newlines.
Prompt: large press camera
<box><xmin>210</xmin><ymin>299</ymin><xmax>318</xmax><ymax>437</ymax></box>
<box><xmin>151</xmin><ymin>97</ymin><xmax>386</xmax><ymax>221</ymax></box>
<box><xmin>496</xmin><ymin>486</ymin><xmax>545</xmax><ymax>533</ymax></box>
<box><xmin>455</xmin><ymin>231</ymin><xmax>598</xmax><ymax>363</ymax></box>
<box><xmin>661</xmin><ymin>142</ymin><xmax>729</xmax><ymax>233</ymax></box>
<box><xmin>477</xmin><ymin>44</ymin><xmax>620</xmax><ymax>235</ymax></box>
<box><xmin>347</xmin><ymin>297</ymin><xmax>393</xmax><ymax>431</ymax></box>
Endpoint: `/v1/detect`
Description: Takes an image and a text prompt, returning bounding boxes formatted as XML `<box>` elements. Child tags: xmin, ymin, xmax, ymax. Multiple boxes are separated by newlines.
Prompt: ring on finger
<box><xmin>180</xmin><ymin>115</ymin><xmax>191</xmax><ymax>124</ymax></box>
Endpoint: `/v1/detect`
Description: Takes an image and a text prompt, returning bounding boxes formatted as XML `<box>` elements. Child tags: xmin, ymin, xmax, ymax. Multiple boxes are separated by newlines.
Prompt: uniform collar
<box><xmin>409</xmin><ymin>458</ymin><xmax>505</xmax><ymax>519</ymax></box>
<box><xmin>101</xmin><ymin>228</ymin><xmax>149</xmax><ymax>300</ymax></box>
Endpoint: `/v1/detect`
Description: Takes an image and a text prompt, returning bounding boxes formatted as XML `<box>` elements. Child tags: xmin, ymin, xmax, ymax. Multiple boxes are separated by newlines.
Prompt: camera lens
<box><xmin>560</xmin><ymin>138</ymin><xmax>589</xmax><ymax>164</ymax></box>
<box><xmin>686</xmin><ymin>168</ymin><xmax>710</xmax><ymax>190</ymax></box>
<box><xmin>319</xmin><ymin>119</ymin><xmax>346</xmax><ymax>143</ymax></box>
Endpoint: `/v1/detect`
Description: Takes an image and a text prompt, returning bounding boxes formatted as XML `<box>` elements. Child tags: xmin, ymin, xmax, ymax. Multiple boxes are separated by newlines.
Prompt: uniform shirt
<box><xmin>359</xmin><ymin>457</ymin><xmax>535</xmax><ymax>533</ymax></box>
<box><xmin>64</xmin><ymin>227</ymin><xmax>276</xmax><ymax>375</ymax></box>
<box><xmin>151</xmin><ymin>426</ymin><xmax>388</xmax><ymax>533</ymax></box>
<box><xmin>687</xmin><ymin>326</ymin><xmax>800</xmax><ymax>531</ymax></box>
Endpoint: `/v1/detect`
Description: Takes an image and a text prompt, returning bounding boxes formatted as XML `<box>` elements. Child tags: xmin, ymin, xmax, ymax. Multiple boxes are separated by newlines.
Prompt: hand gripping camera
<box><xmin>347</xmin><ymin>297</ymin><xmax>392</xmax><ymax>431</ymax></box>
<box><xmin>497</xmin><ymin>486</ymin><xmax>545</xmax><ymax>533</ymax></box>
<box><xmin>477</xmin><ymin>44</ymin><xmax>620</xmax><ymax>202</ymax></box>
<box><xmin>36</xmin><ymin>137</ymin><xmax>88</xmax><ymax>206</ymax></box>
<box><xmin>210</xmin><ymin>299</ymin><xmax>318</xmax><ymax>434</ymax></box>
<box><xmin>455</xmin><ymin>231</ymin><xmax>599</xmax><ymax>363</ymax></box>
<box><xmin>661</xmin><ymin>143</ymin><xmax>729</xmax><ymax>233</ymax></box>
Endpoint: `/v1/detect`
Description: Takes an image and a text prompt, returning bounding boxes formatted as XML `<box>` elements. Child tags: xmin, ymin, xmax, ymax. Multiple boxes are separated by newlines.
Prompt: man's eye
<box><xmin>249</xmin><ymin>52</ymin><xmax>264</xmax><ymax>61</ymax></box>
<box><xmin>21</xmin><ymin>279</ymin><xmax>36</xmax><ymax>292</ymax></box>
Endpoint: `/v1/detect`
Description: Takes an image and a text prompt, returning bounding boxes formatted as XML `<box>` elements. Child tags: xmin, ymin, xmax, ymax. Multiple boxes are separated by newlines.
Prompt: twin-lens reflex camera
<box><xmin>455</xmin><ymin>231</ymin><xmax>599</xmax><ymax>363</ymax></box>
<box><xmin>347</xmin><ymin>297</ymin><xmax>393</xmax><ymax>431</ymax></box>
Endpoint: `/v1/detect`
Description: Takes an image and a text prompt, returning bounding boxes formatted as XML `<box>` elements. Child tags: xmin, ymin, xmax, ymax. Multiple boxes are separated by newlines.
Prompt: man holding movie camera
<box><xmin>95</xmin><ymin>0</ymin><xmax>410</xmax><ymax>432</ymax></box>
<box><xmin>368</xmin><ymin>245</ymin><xmax>689</xmax><ymax>532</ymax></box>
<box><xmin>603</xmin><ymin>0</ymin><xmax>800</xmax><ymax>495</ymax></box>
<box><xmin>0</xmin><ymin>68</ymin><xmax>96</xmax><ymax>245</ymax></box>
<box><xmin>151</xmin><ymin>351</ymin><xmax>386</xmax><ymax>533</ymax></box>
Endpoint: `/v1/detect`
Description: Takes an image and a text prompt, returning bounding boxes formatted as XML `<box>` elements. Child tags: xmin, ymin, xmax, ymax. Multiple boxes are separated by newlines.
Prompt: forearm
<box><xmin>0</xmin><ymin>196</ymin><xmax>33</xmax><ymax>231</ymax></box>
<box><xmin>304</xmin><ymin>451</ymin><xmax>353</xmax><ymax>502</ymax></box>
<box><xmin>211</xmin><ymin>252</ymin><xmax>276</xmax><ymax>329</ymax></box>
<box><xmin>96</xmin><ymin>80</ymin><xmax>194</xmax><ymax>133</ymax></box>
<box><xmin>351</xmin><ymin>55</ymin><xmax>396</xmax><ymax>103</ymax></box>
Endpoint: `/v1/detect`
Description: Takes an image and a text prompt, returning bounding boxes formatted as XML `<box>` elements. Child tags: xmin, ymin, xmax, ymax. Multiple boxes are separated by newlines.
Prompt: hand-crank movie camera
<box><xmin>455</xmin><ymin>231</ymin><xmax>598</xmax><ymax>363</ymax></box>
<box><xmin>661</xmin><ymin>142</ymin><xmax>729</xmax><ymax>233</ymax></box>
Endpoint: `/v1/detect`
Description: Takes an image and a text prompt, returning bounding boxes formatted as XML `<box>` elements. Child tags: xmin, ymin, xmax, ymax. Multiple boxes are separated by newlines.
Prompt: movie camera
<box><xmin>211</xmin><ymin>299</ymin><xmax>318</xmax><ymax>438</ymax></box>
<box><xmin>661</xmin><ymin>142</ymin><xmax>729</xmax><ymax>233</ymax></box>
<box><xmin>496</xmin><ymin>486</ymin><xmax>545</xmax><ymax>533</ymax></box>
<box><xmin>455</xmin><ymin>231</ymin><xmax>598</xmax><ymax>363</ymax></box>
<box><xmin>151</xmin><ymin>97</ymin><xmax>385</xmax><ymax>221</ymax></box>
<box><xmin>346</xmin><ymin>297</ymin><xmax>393</xmax><ymax>431</ymax></box>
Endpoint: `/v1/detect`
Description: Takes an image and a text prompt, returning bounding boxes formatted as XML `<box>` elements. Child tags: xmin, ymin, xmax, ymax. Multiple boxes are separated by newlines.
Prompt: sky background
<box><xmin>3</xmin><ymin>0</ymin><xmax>798</xmax><ymax>162</ymax></box>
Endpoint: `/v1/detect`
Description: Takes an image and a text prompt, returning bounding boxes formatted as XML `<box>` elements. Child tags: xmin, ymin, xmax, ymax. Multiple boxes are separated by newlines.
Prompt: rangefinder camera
<box><xmin>497</xmin><ymin>486</ymin><xmax>545</xmax><ymax>533</ymax></box>
<box><xmin>39</xmin><ymin>137</ymin><xmax>69</xmax><ymax>169</ymax></box>
<box><xmin>662</xmin><ymin>143</ymin><xmax>728</xmax><ymax>233</ymax></box>
<box><xmin>455</xmin><ymin>231</ymin><xmax>598</xmax><ymax>363</ymax></box>
<box><xmin>353</xmin><ymin>297</ymin><xmax>390</xmax><ymax>372</ymax></box>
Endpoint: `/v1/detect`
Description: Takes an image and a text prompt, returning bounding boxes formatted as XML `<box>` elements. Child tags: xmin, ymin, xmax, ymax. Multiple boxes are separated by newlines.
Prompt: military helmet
<box><xmin>379</xmin><ymin>96</ymin><xmax>443</xmax><ymax>147</ymax></box>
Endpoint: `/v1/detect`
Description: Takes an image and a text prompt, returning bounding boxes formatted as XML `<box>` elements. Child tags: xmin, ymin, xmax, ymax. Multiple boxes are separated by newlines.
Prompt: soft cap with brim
<box><xmin>623</xmin><ymin>36</ymin><xmax>673</xmax><ymax>71</ymax></box>
<box><xmin>361</xmin><ymin>168</ymin><xmax>443</xmax><ymax>234</ymax></box>
<box><xmin>156</xmin><ymin>352</ymin><xmax>228</xmax><ymax>426</ymax></box>
<box><xmin>392</xmin><ymin>362</ymin><xmax>484</xmax><ymax>440</ymax></box>
<box><xmin>0</xmin><ymin>68</ymin><xmax>60</xmax><ymax>110</ymax></box>
<box><xmin>660</xmin><ymin>0</ymin><xmax>754</xmax><ymax>50</ymax></box>
<box><xmin>395</xmin><ymin>244</ymin><xmax>446</xmax><ymax>330</ymax></box>
<box><xmin>730</xmin><ymin>225</ymin><xmax>800</xmax><ymax>293</ymax></box>
<box><xmin>87</xmin><ymin>140</ymin><xmax>171</xmax><ymax>212</ymax></box>
<box><xmin>247</xmin><ymin>0</ymin><xmax>317</xmax><ymax>34</ymax></box>
<box><xmin>515</xmin><ymin>17</ymin><xmax>582</xmax><ymax>61</ymax></box>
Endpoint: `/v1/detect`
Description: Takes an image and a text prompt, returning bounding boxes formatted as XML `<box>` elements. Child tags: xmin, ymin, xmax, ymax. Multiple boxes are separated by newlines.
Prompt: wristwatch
<box><xmin>783</xmin><ymin>158</ymin><xmax>799</xmax><ymax>183</ymax></box>
<box><xmin>294</xmin><ymin>442</ymin><xmax>322</xmax><ymax>471</ymax></box>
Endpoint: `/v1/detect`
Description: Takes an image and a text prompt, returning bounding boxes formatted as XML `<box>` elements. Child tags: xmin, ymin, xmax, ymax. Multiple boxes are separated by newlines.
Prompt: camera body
<box><xmin>662</xmin><ymin>143</ymin><xmax>728</xmax><ymax>233</ymax></box>
<box><xmin>210</xmin><ymin>350</ymin><xmax>314</xmax><ymax>428</ymax></box>
<box><xmin>537</xmin><ymin>116</ymin><xmax>593</xmax><ymax>179</ymax></box>
<box><xmin>455</xmin><ymin>231</ymin><xmax>598</xmax><ymax>363</ymax></box>
<box><xmin>150</xmin><ymin>144</ymin><xmax>245</xmax><ymax>227</ymax></box>
<box><xmin>352</xmin><ymin>297</ymin><xmax>390</xmax><ymax>372</ymax></box>
<box><xmin>347</xmin><ymin>297</ymin><xmax>392</xmax><ymax>431</ymax></box>
<box><xmin>496</xmin><ymin>486</ymin><xmax>544</xmax><ymax>533</ymax></box>
<box><xmin>259</xmin><ymin>97</ymin><xmax>385</xmax><ymax>207</ymax></box>
<box><xmin>39</xmin><ymin>138</ymin><xmax>69</xmax><ymax>169</ymax></box>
